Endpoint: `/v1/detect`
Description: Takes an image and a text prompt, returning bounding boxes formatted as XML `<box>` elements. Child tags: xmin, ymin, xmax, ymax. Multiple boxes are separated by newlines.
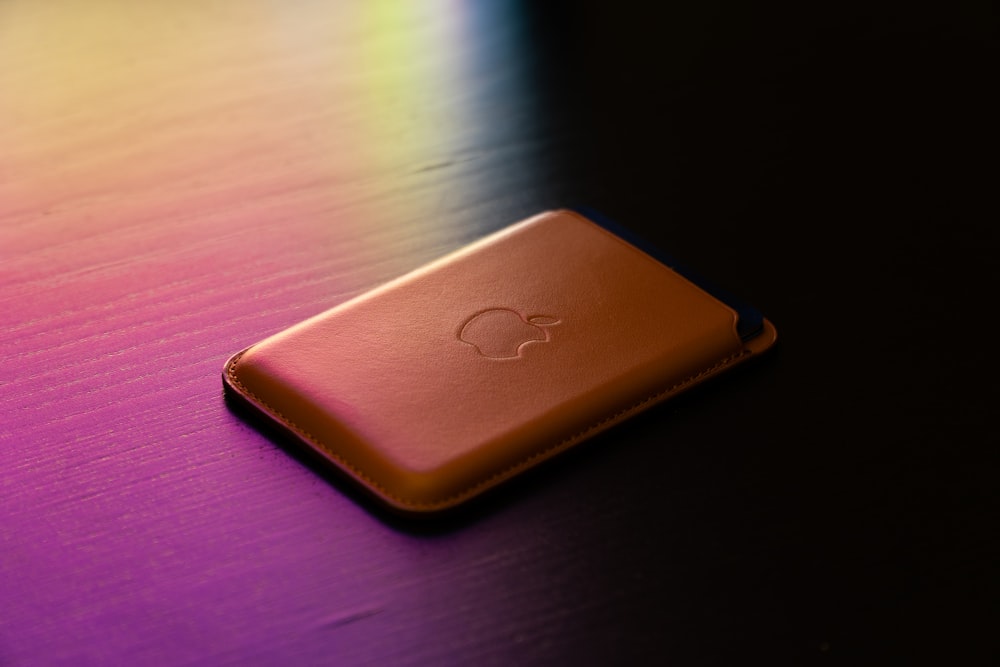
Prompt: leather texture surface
<box><xmin>224</xmin><ymin>210</ymin><xmax>776</xmax><ymax>513</ymax></box>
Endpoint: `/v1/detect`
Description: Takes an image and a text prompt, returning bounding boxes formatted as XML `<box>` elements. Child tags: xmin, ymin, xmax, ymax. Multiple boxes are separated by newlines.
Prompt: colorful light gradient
<box><xmin>1</xmin><ymin>2</ymin><xmax>554</xmax><ymax>664</ymax></box>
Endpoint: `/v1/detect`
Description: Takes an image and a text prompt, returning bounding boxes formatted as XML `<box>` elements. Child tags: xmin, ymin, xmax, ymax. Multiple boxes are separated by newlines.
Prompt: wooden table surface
<box><xmin>3</xmin><ymin>2</ymin><xmax>997</xmax><ymax>665</ymax></box>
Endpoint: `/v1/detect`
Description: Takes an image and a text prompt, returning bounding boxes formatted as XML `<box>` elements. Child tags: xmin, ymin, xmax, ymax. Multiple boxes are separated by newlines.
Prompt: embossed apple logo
<box><xmin>459</xmin><ymin>309</ymin><xmax>560</xmax><ymax>359</ymax></box>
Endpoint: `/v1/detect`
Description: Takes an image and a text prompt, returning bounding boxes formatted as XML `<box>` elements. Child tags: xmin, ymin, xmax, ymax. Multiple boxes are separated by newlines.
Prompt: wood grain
<box><xmin>3</xmin><ymin>1</ymin><xmax>996</xmax><ymax>665</ymax></box>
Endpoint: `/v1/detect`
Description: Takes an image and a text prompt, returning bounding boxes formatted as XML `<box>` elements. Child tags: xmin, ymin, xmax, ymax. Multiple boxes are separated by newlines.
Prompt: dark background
<box><xmin>521</xmin><ymin>3</ymin><xmax>998</xmax><ymax>663</ymax></box>
<box><xmin>2</xmin><ymin>1</ymin><xmax>996</xmax><ymax>665</ymax></box>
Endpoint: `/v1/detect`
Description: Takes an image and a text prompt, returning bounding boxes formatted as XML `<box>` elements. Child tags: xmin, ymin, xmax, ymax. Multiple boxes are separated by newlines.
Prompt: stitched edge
<box><xmin>226</xmin><ymin>349</ymin><xmax>751</xmax><ymax>512</ymax></box>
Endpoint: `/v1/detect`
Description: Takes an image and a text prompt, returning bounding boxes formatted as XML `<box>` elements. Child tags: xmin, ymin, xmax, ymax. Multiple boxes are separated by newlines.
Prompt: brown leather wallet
<box><xmin>223</xmin><ymin>209</ymin><xmax>776</xmax><ymax>514</ymax></box>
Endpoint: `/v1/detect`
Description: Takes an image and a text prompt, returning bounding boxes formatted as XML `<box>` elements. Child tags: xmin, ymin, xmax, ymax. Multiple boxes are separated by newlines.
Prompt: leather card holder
<box><xmin>223</xmin><ymin>209</ymin><xmax>777</xmax><ymax>515</ymax></box>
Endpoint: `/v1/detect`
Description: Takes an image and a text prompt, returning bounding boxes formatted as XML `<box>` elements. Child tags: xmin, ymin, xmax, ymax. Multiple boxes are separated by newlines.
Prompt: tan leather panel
<box><xmin>225</xmin><ymin>210</ymin><xmax>773</xmax><ymax>512</ymax></box>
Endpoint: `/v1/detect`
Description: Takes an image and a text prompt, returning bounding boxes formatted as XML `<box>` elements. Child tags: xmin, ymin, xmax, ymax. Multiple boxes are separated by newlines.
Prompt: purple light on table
<box><xmin>0</xmin><ymin>2</ymin><xmax>557</xmax><ymax>664</ymax></box>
